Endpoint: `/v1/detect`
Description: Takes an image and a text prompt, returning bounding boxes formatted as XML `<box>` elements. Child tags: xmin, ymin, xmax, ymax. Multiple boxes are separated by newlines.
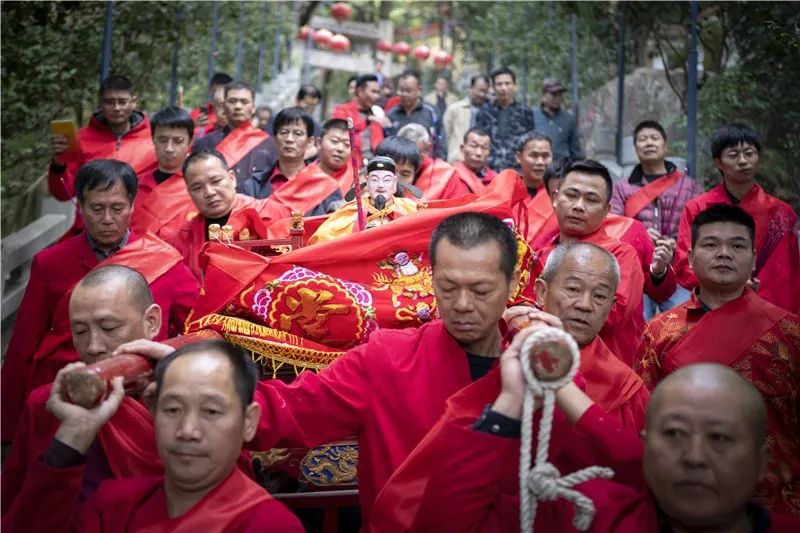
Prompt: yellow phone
<box><xmin>50</xmin><ymin>119</ymin><xmax>80</xmax><ymax>155</ymax></box>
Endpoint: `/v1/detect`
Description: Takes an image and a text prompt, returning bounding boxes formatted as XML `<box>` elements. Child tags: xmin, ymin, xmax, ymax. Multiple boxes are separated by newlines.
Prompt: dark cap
<box><xmin>542</xmin><ymin>78</ymin><xmax>566</xmax><ymax>93</ymax></box>
<box><xmin>367</xmin><ymin>156</ymin><xmax>396</xmax><ymax>174</ymax></box>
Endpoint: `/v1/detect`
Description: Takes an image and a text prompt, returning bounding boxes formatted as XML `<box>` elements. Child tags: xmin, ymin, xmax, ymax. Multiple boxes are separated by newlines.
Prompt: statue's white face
<box><xmin>366</xmin><ymin>169</ymin><xmax>398</xmax><ymax>205</ymax></box>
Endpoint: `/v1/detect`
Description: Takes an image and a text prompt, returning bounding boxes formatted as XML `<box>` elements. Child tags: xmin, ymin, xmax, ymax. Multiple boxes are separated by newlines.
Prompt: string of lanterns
<box><xmin>296</xmin><ymin>3</ymin><xmax>453</xmax><ymax>66</ymax></box>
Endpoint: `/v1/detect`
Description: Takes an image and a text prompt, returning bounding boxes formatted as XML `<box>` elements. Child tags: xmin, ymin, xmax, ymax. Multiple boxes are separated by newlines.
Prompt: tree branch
<box><xmin>651</xmin><ymin>28</ymin><xmax>688</xmax><ymax>113</ymax></box>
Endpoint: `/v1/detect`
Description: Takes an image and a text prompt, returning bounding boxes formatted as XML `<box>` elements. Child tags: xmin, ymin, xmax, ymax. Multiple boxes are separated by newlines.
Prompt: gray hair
<box><xmin>540</xmin><ymin>242</ymin><xmax>620</xmax><ymax>291</ymax></box>
<box><xmin>397</xmin><ymin>123</ymin><xmax>431</xmax><ymax>145</ymax></box>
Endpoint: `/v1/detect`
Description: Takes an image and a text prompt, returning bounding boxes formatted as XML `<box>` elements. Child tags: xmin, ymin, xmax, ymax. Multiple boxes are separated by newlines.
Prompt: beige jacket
<box><xmin>442</xmin><ymin>97</ymin><xmax>473</xmax><ymax>163</ymax></box>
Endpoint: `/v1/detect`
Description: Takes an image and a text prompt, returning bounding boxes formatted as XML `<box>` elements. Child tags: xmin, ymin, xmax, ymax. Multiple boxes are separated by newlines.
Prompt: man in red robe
<box><xmin>168</xmin><ymin>150</ymin><xmax>293</xmax><ymax>280</ymax></box>
<box><xmin>3</xmin><ymin>338</ymin><xmax>303</xmax><ymax>532</ymax></box>
<box><xmin>452</xmin><ymin>127</ymin><xmax>497</xmax><ymax>193</ymax></box>
<box><xmin>372</xmin><ymin>357</ymin><xmax>798</xmax><ymax>532</ymax></box>
<box><xmin>505</xmin><ymin>242</ymin><xmax>650</xmax><ymax>428</ymax></box>
<box><xmin>48</xmin><ymin>75</ymin><xmax>157</xmax><ymax>237</ymax></box>
<box><xmin>242</xmin><ymin>107</ymin><xmax>342</xmax><ymax>216</ymax></box>
<box><xmin>316</xmin><ymin>118</ymin><xmax>356</xmax><ymax>195</ymax></box>
<box><xmin>331</xmin><ymin>74</ymin><xmax>388</xmax><ymax>168</ymax></box>
<box><xmin>396</xmin><ymin>123</ymin><xmax>471</xmax><ymax>200</ymax></box>
<box><xmin>2</xmin><ymin>266</ymin><xmax>165</xmax><ymax>519</ymax></box>
<box><xmin>130</xmin><ymin>106</ymin><xmax>198</xmax><ymax>243</ymax></box>
<box><xmin>674</xmin><ymin>123</ymin><xmax>800</xmax><ymax>313</ymax></box>
<box><xmin>185</xmin><ymin>212</ymin><xmax>529</xmax><ymax>526</ymax></box>
<box><xmin>2</xmin><ymin>160</ymin><xmax>199</xmax><ymax>442</ymax></box>
<box><xmin>513</xmin><ymin>133</ymin><xmax>558</xmax><ymax>248</ymax></box>
<box><xmin>636</xmin><ymin>204</ymin><xmax>800</xmax><ymax>516</ymax></box>
<box><xmin>189</xmin><ymin>71</ymin><xmax>233</xmax><ymax>139</ymax></box>
<box><xmin>538</xmin><ymin>159</ymin><xmax>651</xmax><ymax>365</ymax></box>
<box><xmin>192</xmin><ymin>81</ymin><xmax>277</xmax><ymax>190</ymax></box>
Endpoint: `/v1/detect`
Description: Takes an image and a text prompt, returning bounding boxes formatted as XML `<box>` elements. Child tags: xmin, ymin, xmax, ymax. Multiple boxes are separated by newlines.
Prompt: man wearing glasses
<box><xmin>243</xmin><ymin>107</ymin><xmax>342</xmax><ymax>216</ymax></box>
<box><xmin>310</xmin><ymin>156</ymin><xmax>420</xmax><ymax>243</ymax></box>
<box><xmin>48</xmin><ymin>75</ymin><xmax>157</xmax><ymax>235</ymax></box>
<box><xmin>532</xmin><ymin>78</ymin><xmax>583</xmax><ymax>161</ymax></box>
<box><xmin>674</xmin><ymin>123</ymin><xmax>800</xmax><ymax>313</ymax></box>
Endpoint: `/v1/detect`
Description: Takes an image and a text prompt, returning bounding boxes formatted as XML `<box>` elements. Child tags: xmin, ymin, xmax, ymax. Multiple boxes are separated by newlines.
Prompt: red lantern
<box><xmin>330</xmin><ymin>2</ymin><xmax>352</xmax><ymax>22</ymax></box>
<box><xmin>297</xmin><ymin>25</ymin><xmax>312</xmax><ymax>40</ymax></box>
<box><xmin>313</xmin><ymin>28</ymin><xmax>333</xmax><ymax>47</ymax></box>
<box><xmin>392</xmin><ymin>41</ymin><xmax>410</xmax><ymax>56</ymax></box>
<box><xmin>412</xmin><ymin>45</ymin><xmax>430</xmax><ymax>61</ymax></box>
<box><xmin>376</xmin><ymin>39</ymin><xmax>393</xmax><ymax>52</ymax></box>
<box><xmin>433</xmin><ymin>50</ymin><xmax>453</xmax><ymax>67</ymax></box>
<box><xmin>329</xmin><ymin>34</ymin><xmax>351</xmax><ymax>53</ymax></box>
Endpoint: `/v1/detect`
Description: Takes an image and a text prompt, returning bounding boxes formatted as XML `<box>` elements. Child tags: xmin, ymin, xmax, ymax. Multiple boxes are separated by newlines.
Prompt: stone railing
<box><xmin>1</xmin><ymin>212</ymin><xmax>70</xmax><ymax>353</ymax></box>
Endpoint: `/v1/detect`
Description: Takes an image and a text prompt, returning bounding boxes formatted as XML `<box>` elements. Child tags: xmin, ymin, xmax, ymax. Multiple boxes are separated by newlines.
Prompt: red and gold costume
<box><xmin>309</xmin><ymin>195</ymin><xmax>420</xmax><ymax>244</ymax></box>
<box><xmin>636</xmin><ymin>288</ymin><xmax>800</xmax><ymax>515</ymax></box>
<box><xmin>674</xmin><ymin>183</ymin><xmax>800</xmax><ymax>313</ymax></box>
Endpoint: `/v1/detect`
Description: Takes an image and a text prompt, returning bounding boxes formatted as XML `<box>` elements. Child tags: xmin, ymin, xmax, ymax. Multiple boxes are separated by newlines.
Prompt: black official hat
<box><xmin>366</xmin><ymin>156</ymin><xmax>396</xmax><ymax>174</ymax></box>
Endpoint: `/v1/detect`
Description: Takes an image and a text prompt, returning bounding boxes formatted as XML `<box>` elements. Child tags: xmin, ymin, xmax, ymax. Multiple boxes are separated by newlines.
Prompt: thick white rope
<box><xmin>518</xmin><ymin>327</ymin><xmax>614</xmax><ymax>532</ymax></box>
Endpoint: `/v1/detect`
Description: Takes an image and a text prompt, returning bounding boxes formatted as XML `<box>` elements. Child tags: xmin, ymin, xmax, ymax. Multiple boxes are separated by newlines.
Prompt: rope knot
<box><xmin>527</xmin><ymin>463</ymin><xmax>562</xmax><ymax>500</ymax></box>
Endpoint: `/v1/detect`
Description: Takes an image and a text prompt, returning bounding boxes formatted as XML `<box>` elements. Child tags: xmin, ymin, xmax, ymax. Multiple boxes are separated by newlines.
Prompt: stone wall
<box><xmin>579</xmin><ymin>67</ymin><xmax>687</xmax><ymax>164</ymax></box>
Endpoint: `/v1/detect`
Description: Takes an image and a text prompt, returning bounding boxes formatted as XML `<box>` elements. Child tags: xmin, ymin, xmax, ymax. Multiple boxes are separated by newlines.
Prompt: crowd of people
<box><xmin>1</xmin><ymin>62</ymin><xmax>799</xmax><ymax>532</ymax></box>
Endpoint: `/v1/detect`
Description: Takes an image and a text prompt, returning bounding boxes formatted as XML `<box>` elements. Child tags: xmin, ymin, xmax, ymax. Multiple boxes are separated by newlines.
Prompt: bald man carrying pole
<box><xmin>2</xmin><ymin>266</ymin><xmax>164</xmax><ymax>522</ymax></box>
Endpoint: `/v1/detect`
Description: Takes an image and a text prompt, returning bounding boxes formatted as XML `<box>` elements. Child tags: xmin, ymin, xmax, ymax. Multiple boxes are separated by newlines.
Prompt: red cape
<box><xmin>47</xmin><ymin>114</ymin><xmax>156</xmax><ymax>202</ymax></box>
<box><xmin>271</xmin><ymin>161</ymin><xmax>341</xmax><ymax>214</ymax></box>
<box><xmin>130</xmin><ymin>167</ymin><xmax>198</xmax><ymax>243</ymax></box>
<box><xmin>414</xmin><ymin>157</ymin><xmax>470</xmax><ymax>200</ymax></box>
<box><xmin>215</xmin><ymin>122</ymin><xmax>269</xmax><ymax>169</ymax></box>
<box><xmin>452</xmin><ymin>161</ymin><xmax>487</xmax><ymax>194</ymax></box>
<box><xmin>3</xmin><ymin>456</ymin><xmax>303</xmax><ymax>532</ymax></box>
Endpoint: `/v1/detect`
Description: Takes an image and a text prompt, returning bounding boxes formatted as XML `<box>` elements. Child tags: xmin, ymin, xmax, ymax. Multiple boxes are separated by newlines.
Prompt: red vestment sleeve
<box><xmin>47</xmin><ymin>156</ymin><xmax>83</xmax><ymax>201</ymax></box>
<box><xmin>2</xmin><ymin>459</ymin><xmax>84</xmax><ymax>533</ymax></box>
<box><xmin>598</xmin><ymin>247</ymin><xmax>645</xmax><ymax>366</ymax></box>
<box><xmin>633</xmin><ymin>323</ymin><xmax>664</xmax><ymax>391</ymax></box>
<box><xmin>568</xmin><ymin>404</ymin><xmax>645</xmax><ymax>489</ymax></box>
<box><xmin>250</xmin><ymin>342</ymin><xmax>372</xmax><ymax>451</ymax></box>
<box><xmin>407</xmin><ymin>415</ymin><xmax>520</xmax><ymax>533</ymax></box>
<box><xmin>1</xmin><ymin>256</ymin><xmax>52</xmax><ymax>441</ymax></box>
